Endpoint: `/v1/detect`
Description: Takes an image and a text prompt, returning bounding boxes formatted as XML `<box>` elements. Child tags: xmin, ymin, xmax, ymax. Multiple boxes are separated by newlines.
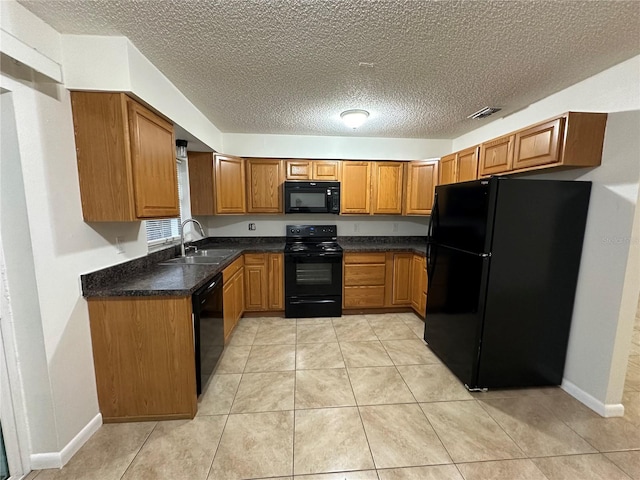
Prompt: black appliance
<box><xmin>284</xmin><ymin>181</ymin><xmax>340</xmax><ymax>214</ymax></box>
<box><xmin>425</xmin><ymin>177</ymin><xmax>591</xmax><ymax>390</ymax></box>
<box><xmin>192</xmin><ymin>273</ymin><xmax>224</xmax><ymax>395</ymax></box>
<box><xmin>284</xmin><ymin>224</ymin><xmax>343</xmax><ymax>317</ymax></box>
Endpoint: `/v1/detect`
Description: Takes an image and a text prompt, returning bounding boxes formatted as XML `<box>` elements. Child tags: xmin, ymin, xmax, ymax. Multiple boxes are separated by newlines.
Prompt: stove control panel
<box><xmin>286</xmin><ymin>225</ymin><xmax>337</xmax><ymax>238</ymax></box>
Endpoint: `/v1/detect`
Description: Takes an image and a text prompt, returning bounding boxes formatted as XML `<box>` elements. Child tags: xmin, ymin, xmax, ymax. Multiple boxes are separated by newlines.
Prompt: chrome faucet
<box><xmin>180</xmin><ymin>218</ymin><xmax>206</xmax><ymax>257</ymax></box>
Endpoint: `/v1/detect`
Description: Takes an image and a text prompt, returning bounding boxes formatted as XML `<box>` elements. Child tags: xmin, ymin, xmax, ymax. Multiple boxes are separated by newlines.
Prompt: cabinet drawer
<box><xmin>344</xmin><ymin>286</ymin><xmax>386</xmax><ymax>307</ymax></box>
<box><xmin>344</xmin><ymin>264</ymin><xmax>386</xmax><ymax>286</ymax></box>
<box><xmin>344</xmin><ymin>252</ymin><xmax>386</xmax><ymax>264</ymax></box>
<box><xmin>223</xmin><ymin>256</ymin><xmax>244</xmax><ymax>282</ymax></box>
<box><xmin>244</xmin><ymin>253</ymin><xmax>266</xmax><ymax>265</ymax></box>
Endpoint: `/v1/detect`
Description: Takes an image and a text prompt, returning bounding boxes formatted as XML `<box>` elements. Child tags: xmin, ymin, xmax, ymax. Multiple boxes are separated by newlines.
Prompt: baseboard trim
<box><xmin>30</xmin><ymin>413</ymin><xmax>102</xmax><ymax>470</ymax></box>
<box><xmin>561</xmin><ymin>379</ymin><xmax>625</xmax><ymax>417</ymax></box>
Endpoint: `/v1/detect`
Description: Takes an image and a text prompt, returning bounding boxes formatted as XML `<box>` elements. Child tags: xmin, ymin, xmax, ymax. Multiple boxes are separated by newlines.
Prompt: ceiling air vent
<box><xmin>467</xmin><ymin>107</ymin><xmax>501</xmax><ymax>119</ymax></box>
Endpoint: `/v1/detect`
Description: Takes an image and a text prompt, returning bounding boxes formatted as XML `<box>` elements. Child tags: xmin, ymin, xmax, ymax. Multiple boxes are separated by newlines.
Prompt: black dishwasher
<box><xmin>192</xmin><ymin>273</ymin><xmax>224</xmax><ymax>395</ymax></box>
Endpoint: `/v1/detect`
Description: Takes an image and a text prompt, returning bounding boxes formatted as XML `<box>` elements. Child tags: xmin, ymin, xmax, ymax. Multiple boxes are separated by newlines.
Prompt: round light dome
<box><xmin>340</xmin><ymin>109</ymin><xmax>369</xmax><ymax>129</ymax></box>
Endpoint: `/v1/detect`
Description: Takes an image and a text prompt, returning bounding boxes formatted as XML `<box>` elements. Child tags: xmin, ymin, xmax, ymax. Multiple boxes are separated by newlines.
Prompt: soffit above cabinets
<box><xmin>19</xmin><ymin>0</ymin><xmax>640</xmax><ymax>139</ymax></box>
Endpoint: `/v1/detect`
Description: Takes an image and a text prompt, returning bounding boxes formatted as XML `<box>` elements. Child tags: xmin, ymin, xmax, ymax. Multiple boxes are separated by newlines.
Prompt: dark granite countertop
<box><xmin>81</xmin><ymin>236</ymin><xmax>425</xmax><ymax>298</ymax></box>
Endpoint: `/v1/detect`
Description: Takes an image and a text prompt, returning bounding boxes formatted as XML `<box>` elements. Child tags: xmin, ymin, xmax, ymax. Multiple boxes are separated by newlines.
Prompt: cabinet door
<box><xmin>234</xmin><ymin>270</ymin><xmax>245</xmax><ymax>325</ymax></box>
<box><xmin>479</xmin><ymin>135</ymin><xmax>514</xmax><ymax>176</ymax></box>
<box><xmin>392</xmin><ymin>253</ymin><xmax>412</xmax><ymax>305</ymax></box>
<box><xmin>244</xmin><ymin>254</ymin><xmax>268</xmax><ymax>311</ymax></box>
<box><xmin>127</xmin><ymin>99</ymin><xmax>179</xmax><ymax>219</ymax></box>
<box><xmin>286</xmin><ymin>160</ymin><xmax>310</xmax><ymax>180</ymax></box>
<box><xmin>372</xmin><ymin>162</ymin><xmax>404</xmax><ymax>215</ymax></box>
<box><xmin>215</xmin><ymin>155</ymin><xmax>246</xmax><ymax>214</ymax></box>
<box><xmin>513</xmin><ymin>117</ymin><xmax>564</xmax><ymax>170</ymax></box>
<box><xmin>341</xmin><ymin>161</ymin><xmax>371</xmax><ymax>214</ymax></box>
<box><xmin>410</xmin><ymin>254</ymin><xmax>424</xmax><ymax>313</ymax></box>
<box><xmin>246</xmin><ymin>159</ymin><xmax>283</xmax><ymax>213</ymax></box>
<box><xmin>268</xmin><ymin>253</ymin><xmax>284</xmax><ymax>310</ymax></box>
<box><xmin>188</xmin><ymin>152</ymin><xmax>215</xmax><ymax>215</ymax></box>
<box><xmin>457</xmin><ymin>146</ymin><xmax>479</xmax><ymax>183</ymax></box>
<box><xmin>312</xmin><ymin>160</ymin><xmax>340</xmax><ymax>180</ymax></box>
<box><xmin>223</xmin><ymin>280</ymin><xmax>236</xmax><ymax>341</ymax></box>
<box><xmin>438</xmin><ymin>153</ymin><xmax>457</xmax><ymax>185</ymax></box>
<box><xmin>404</xmin><ymin>160</ymin><xmax>438</xmax><ymax>215</ymax></box>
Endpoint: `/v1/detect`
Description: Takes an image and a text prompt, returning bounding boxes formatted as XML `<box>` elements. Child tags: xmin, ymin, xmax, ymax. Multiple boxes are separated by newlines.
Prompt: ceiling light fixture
<box><xmin>340</xmin><ymin>109</ymin><xmax>369</xmax><ymax>129</ymax></box>
<box><xmin>467</xmin><ymin>106</ymin><xmax>501</xmax><ymax>120</ymax></box>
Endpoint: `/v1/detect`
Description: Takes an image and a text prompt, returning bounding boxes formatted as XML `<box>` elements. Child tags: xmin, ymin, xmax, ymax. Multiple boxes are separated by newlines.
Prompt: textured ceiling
<box><xmin>18</xmin><ymin>0</ymin><xmax>640</xmax><ymax>139</ymax></box>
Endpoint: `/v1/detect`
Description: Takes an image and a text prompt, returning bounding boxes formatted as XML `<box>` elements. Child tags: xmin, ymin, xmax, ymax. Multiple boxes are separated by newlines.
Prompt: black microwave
<box><xmin>284</xmin><ymin>181</ymin><xmax>340</xmax><ymax>214</ymax></box>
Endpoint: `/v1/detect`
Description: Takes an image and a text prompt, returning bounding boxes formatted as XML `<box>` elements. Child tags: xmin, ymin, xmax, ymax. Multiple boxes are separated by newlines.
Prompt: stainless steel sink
<box><xmin>158</xmin><ymin>249</ymin><xmax>236</xmax><ymax>266</ymax></box>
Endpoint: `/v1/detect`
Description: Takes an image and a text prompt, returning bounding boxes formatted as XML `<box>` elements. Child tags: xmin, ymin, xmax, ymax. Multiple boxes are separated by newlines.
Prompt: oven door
<box><xmin>284</xmin><ymin>252</ymin><xmax>343</xmax><ymax>317</ymax></box>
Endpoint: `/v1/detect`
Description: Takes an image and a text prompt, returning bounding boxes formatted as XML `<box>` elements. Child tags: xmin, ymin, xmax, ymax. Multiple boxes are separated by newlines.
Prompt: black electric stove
<box><xmin>284</xmin><ymin>225</ymin><xmax>343</xmax><ymax>318</ymax></box>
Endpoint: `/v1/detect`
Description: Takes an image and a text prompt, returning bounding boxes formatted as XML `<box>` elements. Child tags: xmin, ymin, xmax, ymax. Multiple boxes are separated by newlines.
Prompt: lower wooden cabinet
<box><xmin>343</xmin><ymin>252</ymin><xmax>387</xmax><ymax>308</ymax></box>
<box><xmin>391</xmin><ymin>253</ymin><xmax>413</xmax><ymax>306</ymax></box>
<box><xmin>87</xmin><ymin>296</ymin><xmax>197</xmax><ymax>422</ymax></box>
<box><xmin>223</xmin><ymin>256</ymin><xmax>245</xmax><ymax>341</ymax></box>
<box><xmin>410</xmin><ymin>254</ymin><xmax>427</xmax><ymax>316</ymax></box>
<box><xmin>243</xmin><ymin>253</ymin><xmax>284</xmax><ymax>312</ymax></box>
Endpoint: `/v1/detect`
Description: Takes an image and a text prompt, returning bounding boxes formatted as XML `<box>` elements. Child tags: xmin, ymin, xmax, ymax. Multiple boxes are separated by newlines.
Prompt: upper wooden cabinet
<box><xmin>71</xmin><ymin>92</ymin><xmax>179</xmax><ymax>221</ymax></box>
<box><xmin>403</xmin><ymin>160</ymin><xmax>439</xmax><ymax>216</ymax></box>
<box><xmin>341</xmin><ymin>161</ymin><xmax>372</xmax><ymax>214</ymax></box>
<box><xmin>215</xmin><ymin>154</ymin><xmax>247</xmax><ymax>214</ymax></box>
<box><xmin>372</xmin><ymin>162</ymin><xmax>404</xmax><ymax>215</ymax></box>
<box><xmin>479</xmin><ymin>112</ymin><xmax>607</xmax><ymax>177</ymax></box>
<box><xmin>479</xmin><ymin>135</ymin><xmax>514</xmax><ymax>177</ymax></box>
<box><xmin>285</xmin><ymin>159</ymin><xmax>340</xmax><ymax>180</ymax></box>
<box><xmin>188</xmin><ymin>151</ymin><xmax>215</xmax><ymax>215</ymax></box>
<box><xmin>246</xmin><ymin>159</ymin><xmax>283</xmax><ymax>213</ymax></box>
<box><xmin>439</xmin><ymin>147</ymin><xmax>479</xmax><ymax>185</ymax></box>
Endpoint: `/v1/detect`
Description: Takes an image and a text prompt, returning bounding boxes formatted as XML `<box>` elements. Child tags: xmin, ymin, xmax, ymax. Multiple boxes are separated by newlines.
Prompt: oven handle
<box><xmin>289</xmin><ymin>299</ymin><xmax>337</xmax><ymax>305</ymax></box>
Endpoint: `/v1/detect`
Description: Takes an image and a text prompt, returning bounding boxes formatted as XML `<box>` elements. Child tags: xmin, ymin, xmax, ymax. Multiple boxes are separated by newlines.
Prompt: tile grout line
<box><xmin>118</xmin><ymin>421</ymin><xmax>159</xmax><ymax>480</ymax></box>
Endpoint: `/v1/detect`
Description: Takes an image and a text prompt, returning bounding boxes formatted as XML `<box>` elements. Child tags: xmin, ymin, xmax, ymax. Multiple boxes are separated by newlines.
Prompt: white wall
<box><xmin>223</xmin><ymin>132</ymin><xmax>450</xmax><ymax>160</ymax></box>
<box><xmin>453</xmin><ymin>55</ymin><xmax>640</xmax><ymax>414</ymax></box>
<box><xmin>201</xmin><ymin>214</ymin><xmax>428</xmax><ymax>238</ymax></box>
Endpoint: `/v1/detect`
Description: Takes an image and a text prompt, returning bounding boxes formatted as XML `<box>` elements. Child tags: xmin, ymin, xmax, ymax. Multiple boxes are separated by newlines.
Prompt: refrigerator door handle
<box><xmin>428</xmin><ymin>193</ymin><xmax>440</xmax><ymax>242</ymax></box>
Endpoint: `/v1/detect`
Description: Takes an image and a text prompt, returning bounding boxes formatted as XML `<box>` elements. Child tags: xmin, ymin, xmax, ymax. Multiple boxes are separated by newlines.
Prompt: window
<box><xmin>145</xmin><ymin>159</ymin><xmax>186</xmax><ymax>248</ymax></box>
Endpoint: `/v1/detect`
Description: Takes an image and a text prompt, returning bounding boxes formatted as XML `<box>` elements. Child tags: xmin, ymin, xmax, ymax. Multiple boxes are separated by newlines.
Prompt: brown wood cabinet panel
<box><xmin>372</xmin><ymin>162</ymin><xmax>404</xmax><ymax>215</ymax></box>
<box><xmin>344</xmin><ymin>252</ymin><xmax>387</xmax><ymax>264</ymax></box>
<box><xmin>560</xmin><ymin>112</ymin><xmax>608</xmax><ymax>167</ymax></box>
<box><xmin>344</xmin><ymin>264</ymin><xmax>386</xmax><ymax>286</ymax></box>
<box><xmin>268</xmin><ymin>253</ymin><xmax>284</xmax><ymax>310</ymax></box>
<box><xmin>215</xmin><ymin>155</ymin><xmax>246</xmax><ymax>214</ymax></box>
<box><xmin>286</xmin><ymin>160</ymin><xmax>311</xmax><ymax>180</ymax></box>
<box><xmin>187</xmin><ymin>151</ymin><xmax>215</xmax><ymax>215</ymax></box>
<box><xmin>479</xmin><ymin>135</ymin><xmax>514</xmax><ymax>177</ymax></box>
<box><xmin>392</xmin><ymin>253</ymin><xmax>412</xmax><ymax>306</ymax></box>
<box><xmin>235</xmin><ymin>269</ymin><xmax>245</xmax><ymax>322</ymax></box>
<box><xmin>244</xmin><ymin>262</ymin><xmax>267</xmax><ymax>310</ymax></box>
<box><xmin>127</xmin><ymin>99</ymin><xmax>179</xmax><ymax>219</ymax></box>
<box><xmin>513</xmin><ymin>117</ymin><xmax>564</xmax><ymax>170</ymax></box>
<box><xmin>223</xmin><ymin>256</ymin><xmax>244</xmax><ymax>282</ymax></box>
<box><xmin>247</xmin><ymin>159</ymin><xmax>283</xmax><ymax>213</ymax></box>
<box><xmin>312</xmin><ymin>160</ymin><xmax>340</xmax><ymax>180</ymax></box>
<box><xmin>71</xmin><ymin>92</ymin><xmax>179</xmax><ymax>221</ymax></box>
<box><xmin>438</xmin><ymin>153</ymin><xmax>457</xmax><ymax>185</ymax></box>
<box><xmin>344</xmin><ymin>286</ymin><xmax>386</xmax><ymax>308</ymax></box>
<box><xmin>404</xmin><ymin>160</ymin><xmax>438</xmax><ymax>215</ymax></box>
<box><xmin>457</xmin><ymin>146</ymin><xmax>479</xmax><ymax>182</ymax></box>
<box><xmin>88</xmin><ymin>296</ymin><xmax>196</xmax><ymax>422</ymax></box>
<box><xmin>223</xmin><ymin>280</ymin><xmax>235</xmax><ymax>341</ymax></box>
<box><xmin>341</xmin><ymin>161</ymin><xmax>371</xmax><ymax>214</ymax></box>
<box><xmin>410</xmin><ymin>254</ymin><xmax>425</xmax><ymax>314</ymax></box>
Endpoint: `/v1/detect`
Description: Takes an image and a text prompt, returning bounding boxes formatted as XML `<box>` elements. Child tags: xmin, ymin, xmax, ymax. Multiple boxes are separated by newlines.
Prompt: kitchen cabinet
<box><xmin>391</xmin><ymin>253</ymin><xmax>413</xmax><ymax>306</ymax></box>
<box><xmin>410</xmin><ymin>254</ymin><xmax>427</xmax><ymax>316</ymax></box>
<box><xmin>285</xmin><ymin>160</ymin><xmax>341</xmax><ymax>180</ymax></box>
<box><xmin>439</xmin><ymin>147</ymin><xmax>479</xmax><ymax>185</ymax></box>
<box><xmin>340</xmin><ymin>161</ymin><xmax>372</xmax><ymax>214</ymax></box>
<box><xmin>71</xmin><ymin>91</ymin><xmax>179</xmax><ymax>222</ymax></box>
<box><xmin>223</xmin><ymin>256</ymin><xmax>245</xmax><ymax>340</ymax></box>
<box><xmin>343</xmin><ymin>252</ymin><xmax>386</xmax><ymax>308</ymax></box>
<box><xmin>243</xmin><ymin>253</ymin><xmax>284</xmax><ymax>311</ymax></box>
<box><xmin>403</xmin><ymin>160</ymin><xmax>439</xmax><ymax>215</ymax></box>
<box><xmin>188</xmin><ymin>151</ymin><xmax>215</xmax><ymax>215</ymax></box>
<box><xmin>478</xmin><ymin>112</ymin><xmax>607</xmax><ymax>176</ymax></box>
<box><xmin>246</xmin><ymin>159</ymin><xmax>283</xmax><ymax>213</ymax></box>
<box><xmin>87</xmin><ymin>296</ymin><xmax>196</xmax><ymax>422</ymax></box>
<box><xmin>215</xmin><ymin>154</ymin><xmax>247</xmax><ymax>214</ymax></box>
<box><xmin>371</xmin><ymin>162</ymin><xmax>404</xmax><ymax>215</ymax></box>
<box><xmin>479</xmin><ymin>134</ymin><xmax>514</xmax><ymax>177</ymax></box>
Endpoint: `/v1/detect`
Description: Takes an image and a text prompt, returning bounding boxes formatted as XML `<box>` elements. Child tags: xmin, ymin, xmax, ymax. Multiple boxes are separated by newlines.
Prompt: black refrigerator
<box><xmin>424</xmin><ymin>177</ymin><xmax>591</xmax><ymax>390</ymax></box>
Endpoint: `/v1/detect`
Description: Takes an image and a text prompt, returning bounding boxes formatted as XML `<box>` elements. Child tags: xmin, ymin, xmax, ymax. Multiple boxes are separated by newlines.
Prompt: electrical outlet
<box><xmin>115</xmin><ymin>236</ymin><xmax>124</xmax><ymax>254</ymax></box>
<box><xmin>248</xmin><ymin>223</ymin><xmax>256</xmax><ymax>231</ymax></box>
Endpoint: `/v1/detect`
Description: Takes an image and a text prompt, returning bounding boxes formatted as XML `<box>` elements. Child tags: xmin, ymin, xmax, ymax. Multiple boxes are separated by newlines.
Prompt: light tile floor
<box><xmin>29</xmin><ymin>310</ymin><xmax>640</xmax><ymax>480</ymax></box>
